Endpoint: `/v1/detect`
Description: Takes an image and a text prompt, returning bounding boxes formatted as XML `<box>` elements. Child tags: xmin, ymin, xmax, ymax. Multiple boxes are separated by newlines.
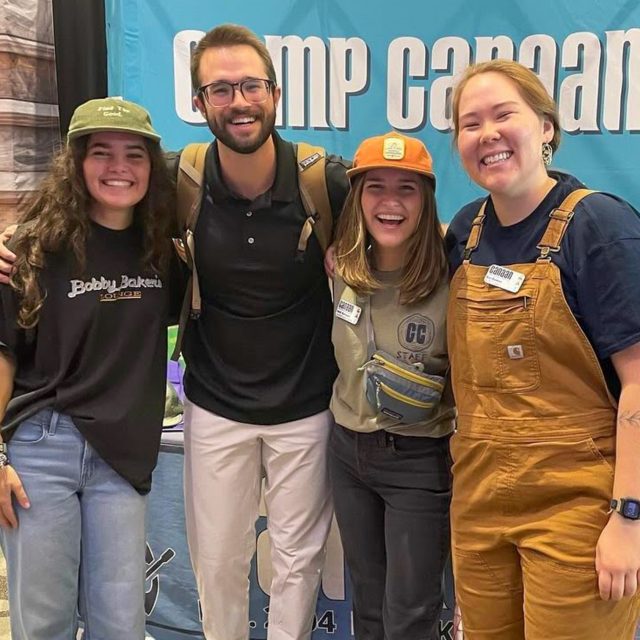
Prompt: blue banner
<box><xmin>145</xmin><ymin>441</ymin><xmax>456</xmax><ymax>640</ymax></box>
<box><xmin>105</xmin><ymin>0</ymin><xmax>640</xmax><ymax>221</ymax></box>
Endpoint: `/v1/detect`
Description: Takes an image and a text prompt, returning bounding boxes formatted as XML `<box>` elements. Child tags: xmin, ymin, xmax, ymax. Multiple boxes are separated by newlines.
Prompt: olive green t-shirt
<box><xmin>330</xmin><ymin>272</ymin><xmax>455</xmax><ymax>437</ymax></box>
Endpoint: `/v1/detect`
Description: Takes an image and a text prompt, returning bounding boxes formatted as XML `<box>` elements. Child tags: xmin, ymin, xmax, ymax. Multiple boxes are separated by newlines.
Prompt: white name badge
<box><xmin>336</xmin><ymin>299</ymin><xmax>362</xmax><ymax>325</ymax></box>
<box><xmin>484</xmin><ymin>264</ymin><xmax>525</xmax><ymax>293</ymax></box>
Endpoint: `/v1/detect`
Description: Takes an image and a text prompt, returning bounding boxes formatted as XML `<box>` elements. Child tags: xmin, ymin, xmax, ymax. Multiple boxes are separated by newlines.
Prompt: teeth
<box><xmin>483</xmin><ymin>151</ymin><xmax>512</xmax><ymax>165</ymax></box>
<box><xmin>377</xmin><ymin>214</ymin><xmax>404</xmax><ymax>221</ymax></box>
<box><xmin>232</xmin><ymin>117</ymin><xmax>256</xmax><ymax>125</ymax></box>
<box><xmin>103</xmin><ymin>180</ymin><xmax>132</xmax><ymax>187</ymax></box>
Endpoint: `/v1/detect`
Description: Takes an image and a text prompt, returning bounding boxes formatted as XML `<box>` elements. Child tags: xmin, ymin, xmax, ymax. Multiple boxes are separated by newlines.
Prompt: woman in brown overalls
<box><xmin>445</xmin><ymin>60</ymin><xmax>640</xmax><ymax>639</ymax></box>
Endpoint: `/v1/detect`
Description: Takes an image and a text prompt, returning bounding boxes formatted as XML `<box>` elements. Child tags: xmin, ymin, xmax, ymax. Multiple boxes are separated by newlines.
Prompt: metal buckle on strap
<box><xmin>537</xmin><ymin>246</ymin><xmax>552</xmax><ymax>260</ymax></box>
<box><xmin>549</xmin><ymin>207</ymin><xmax>574</xmax><ymax>222</ymax></box>
<box><xmin>463</xmin><ymin>215</ymin><xmax>485</xmax><ymax>260</ymax></box>
<box><xmin>536</xmin><ymin>243</ymin><xmax>561</xmax><ymax>255</ymax></box>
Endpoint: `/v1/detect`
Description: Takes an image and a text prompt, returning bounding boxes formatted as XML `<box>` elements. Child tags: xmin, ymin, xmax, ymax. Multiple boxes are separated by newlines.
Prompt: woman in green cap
<box><xmin>0</xmin><ymin>97</ymin><xmax>181</xmax><ymax>639</ymax></box>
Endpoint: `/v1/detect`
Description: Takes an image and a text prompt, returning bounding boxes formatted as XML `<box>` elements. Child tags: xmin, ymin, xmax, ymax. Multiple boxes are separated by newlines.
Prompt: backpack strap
<box><xmin>536</xmin><ymin>188</ymin><xmax>596</xmax><ymax>259</ymax></box>
<box><xmin>177</xmin><ymin>143</ymin><xmax>209</xmax><ymax>232</ymax></box>
<box><xmin>171</xmin><ymin>141</ymin><xmax>336</xmax><ymax>359</ymax></box>
<box><xmin>295</xmin><ymin>142</ymin><xmax>333</xmax><ymax>258</ymax></box>
<box><xmin>171</xmin><ymin>143</ymin><xmax>209</xmax><ymax>361</ymax></box>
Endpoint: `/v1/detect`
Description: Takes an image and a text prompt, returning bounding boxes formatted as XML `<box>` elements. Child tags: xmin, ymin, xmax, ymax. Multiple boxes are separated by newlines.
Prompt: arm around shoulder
<box><xmin>0</xmin><ymin>224</ymin><xmax>18</xmax><ymax>285</ymax></box>
<box><xmin>325</xmin><ymin>154</ymin><xmax>351</xmax><ymax>221</ymax></box>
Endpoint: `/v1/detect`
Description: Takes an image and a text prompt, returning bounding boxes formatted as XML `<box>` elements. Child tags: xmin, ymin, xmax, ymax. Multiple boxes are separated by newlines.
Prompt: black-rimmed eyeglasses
<box><xmin>198</xmin><ymin>78</ymin><xmax>274</xmax><ymax>108</ymax></box>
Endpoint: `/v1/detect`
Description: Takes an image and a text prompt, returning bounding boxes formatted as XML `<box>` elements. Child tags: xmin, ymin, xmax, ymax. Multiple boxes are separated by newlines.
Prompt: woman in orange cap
<box><xmin>330</xmin><ymin>132</ymin><xmax>454</xmax><ymax>639</ymax></box>
<box><xmin>446</xmin><ymin>59</ymin><xmax>640</xmax><ymax>639</ymax></box>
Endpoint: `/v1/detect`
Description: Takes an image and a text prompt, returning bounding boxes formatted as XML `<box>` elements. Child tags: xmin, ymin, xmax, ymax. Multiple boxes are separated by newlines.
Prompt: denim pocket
<box><xmin>10</xmin><ymin>416</ymin><xmax>46</xmax><ymax>444</ymax></box>
<box><xmin>390</xmin><ymin>433</ymin><xmax>446</xmax><ymax>457</ymax></box>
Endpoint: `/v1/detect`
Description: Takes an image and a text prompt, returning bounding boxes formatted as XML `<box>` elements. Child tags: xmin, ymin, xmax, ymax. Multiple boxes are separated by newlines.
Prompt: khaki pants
<box><xmin>183</xmin><ymin>401</ymin><xmax>333</xmax><ymax>640</ymax></box>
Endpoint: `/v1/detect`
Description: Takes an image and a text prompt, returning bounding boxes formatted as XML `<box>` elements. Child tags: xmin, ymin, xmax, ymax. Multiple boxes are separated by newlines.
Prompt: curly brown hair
<box><xmin>334</xmin><ymin>173</ymin><xmax>447</xmax><ymax>306</ymax></box>
<box><xmin>10</xmin><ymin>135</ymin><xmax>175</xmax><ymax>328</ymax></box>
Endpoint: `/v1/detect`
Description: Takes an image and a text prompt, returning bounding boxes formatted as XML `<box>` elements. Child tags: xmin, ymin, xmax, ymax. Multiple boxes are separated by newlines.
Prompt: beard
<box><xmin>205</xmin><ymin>105</ymin><xmax>276</xmax><ymax>155</ymax></box>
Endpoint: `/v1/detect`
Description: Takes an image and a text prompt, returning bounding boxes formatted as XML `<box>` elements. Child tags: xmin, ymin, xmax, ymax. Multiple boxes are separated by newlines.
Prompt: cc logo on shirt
<box><xmin>398</xmin><ymin>314</ymin><xmax>435</xmax><ymax>351</ymax></box>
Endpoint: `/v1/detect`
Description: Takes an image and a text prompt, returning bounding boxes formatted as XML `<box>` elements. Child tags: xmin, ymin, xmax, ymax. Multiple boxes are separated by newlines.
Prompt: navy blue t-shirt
<box><xmin>445</xmin><ymin>171</ymin><xmax>640</xmax><ymax>398</ymax></box>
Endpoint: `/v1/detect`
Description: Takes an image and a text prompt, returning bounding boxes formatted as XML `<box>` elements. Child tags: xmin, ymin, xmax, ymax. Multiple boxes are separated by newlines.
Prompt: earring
<box><xmin>542</xmin><ymin>142</ymin><xmax>553</xmax><ymax>166</ymax></box>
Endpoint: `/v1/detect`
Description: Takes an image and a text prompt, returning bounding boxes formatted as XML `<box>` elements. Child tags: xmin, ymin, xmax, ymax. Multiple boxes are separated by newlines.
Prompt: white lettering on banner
<box><xmin>173</xmin><ymin>30</ymin><xmax>204</xmax><ymax>125</ymax></box>
<box><xmin>429</xmin><ymin>37</ymin><xmax>470</xmax><ymax>132</ymax></box>
<box><xmin>518</xmin><ymin>34</ymin><xmax>557</xmax><ymax>96</ymax></box>
<box><xmin>604</xmin><ymin>29</ymin><xmax>640</xmax><ymax>131</ymax></box>
<box><xmin>265</xmin><ymin>35</ymin><xmax>369</xmax><ymax>128</ymax></box>
<box><xmin>559</xmin><ymin>32</ymin><xmax>601</xmax><ymax>132</ymax></box>
<box><xmin>329</xmin><ymin>37</ymin><xmax>369</xmax><ymax>129</ymax></box>
<box><xmin>173</xmin><ymin>28</ymin><xmax>640</xmax><ymax>133</ymax></box>
<box><xmin>475</xmin><ymin>35</ymin><xmax>515</xmax><ymax>61</ymax></box>
<box><xmin>387</xmin><ymin>37</ymin><xmax>427</xmax><ymax>130</ymax></box>
<box><xmin>267</xmin><ymin>35</ymin><xmax>328</xmax><ymax>128</ymax></box>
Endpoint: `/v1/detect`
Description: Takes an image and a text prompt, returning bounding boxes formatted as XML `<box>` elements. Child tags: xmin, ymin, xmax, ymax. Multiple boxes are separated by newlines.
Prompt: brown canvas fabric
<box><xmin>447</xmin><ymin>191</ymin><xmax>640</xmax><ymax>639</ymax></box>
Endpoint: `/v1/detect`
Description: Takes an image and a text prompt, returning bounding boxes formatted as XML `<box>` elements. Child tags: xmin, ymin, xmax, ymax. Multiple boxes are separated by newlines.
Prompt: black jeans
<box><xmin>329</xmin><ymin>424</ymin><xmax>452</xmax><ymax>640</ymax></box>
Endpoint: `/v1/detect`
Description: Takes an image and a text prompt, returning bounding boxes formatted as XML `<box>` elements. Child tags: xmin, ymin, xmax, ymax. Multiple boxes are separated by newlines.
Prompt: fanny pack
<box><xmin>361</xmin><ymin>351</ymin><xmax>445</xmax><ymax>424</ymax></box>
<box><xmin>359</xmin><ymin>295</ymin><xmax>445</xmax><ymax>424</ymax></box>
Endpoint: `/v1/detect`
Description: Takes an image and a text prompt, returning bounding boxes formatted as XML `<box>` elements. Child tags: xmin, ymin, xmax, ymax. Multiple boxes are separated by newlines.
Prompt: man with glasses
<box><xmin>0</xmin><ymin>22</ymin><xmax>349</xmax><ymax>640</ymax></box>
<box><xmin>182</xmin><ymin>24</ymin><xmax>349</xmax><ymax>640</ymax></box>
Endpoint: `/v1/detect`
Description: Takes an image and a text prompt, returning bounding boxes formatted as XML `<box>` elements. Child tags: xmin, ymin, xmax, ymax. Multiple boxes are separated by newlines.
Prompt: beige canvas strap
<box><xmin>296</xmin><ymin>142</ymin><xmax>333</xmax><ymax>255</ymax></box>
<box><xmin>536</xmin><ymin>188</ymin><xmax>595</xmax><ymax>258</ymax></box>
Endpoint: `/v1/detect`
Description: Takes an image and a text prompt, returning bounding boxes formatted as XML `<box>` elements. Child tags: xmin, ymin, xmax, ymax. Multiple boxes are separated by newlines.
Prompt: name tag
<box><xmin>484</xmin><ymin>264</ymin><xmax>525</xmax><ymax>293</ymax></box>
<box><xmin>336</xmin><ymin>299</ymin><xmax>362</xmax><ymax>325</ymax></box>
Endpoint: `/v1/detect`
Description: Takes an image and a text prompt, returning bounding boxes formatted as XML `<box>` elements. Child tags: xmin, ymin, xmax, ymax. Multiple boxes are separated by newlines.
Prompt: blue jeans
<box><xmin>0</xmin><ymin>409</ymin><xmax>147</xmax><ymax>640</ymax></box>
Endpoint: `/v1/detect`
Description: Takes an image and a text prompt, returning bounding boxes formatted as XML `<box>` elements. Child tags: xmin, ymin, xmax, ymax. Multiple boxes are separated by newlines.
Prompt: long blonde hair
<box><xmin>10</xmin><ymin>136</ymin><xmax>175</xmax><ymax>328</ymax></box>
<box><xmin>334</xmin><ymin>173</ymin><xmax>446</xmax><ymax>305</ymax></box>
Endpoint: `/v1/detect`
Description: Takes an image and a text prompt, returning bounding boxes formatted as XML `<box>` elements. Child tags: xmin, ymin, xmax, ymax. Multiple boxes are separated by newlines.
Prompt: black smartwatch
<box><xmin>610</xmin><ymin>497</ymin><xmax>640</xmax><ymax>520</ymax></box>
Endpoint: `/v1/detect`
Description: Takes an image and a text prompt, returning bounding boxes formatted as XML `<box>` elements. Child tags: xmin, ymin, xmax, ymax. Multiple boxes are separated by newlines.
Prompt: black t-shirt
<box><xmin>0</xmin><ymin>221</ymin><xmax>181</xmax><ymax>493</ymax></box>
<box><xmin>446</xmin><ymin>171</ymin><xmax>640</xmax><ymax>398</ymax></box>
<box><xmin>182</xmin><ymin>133</ymin><xmax>350</xmax><ymax>424</ymax></box>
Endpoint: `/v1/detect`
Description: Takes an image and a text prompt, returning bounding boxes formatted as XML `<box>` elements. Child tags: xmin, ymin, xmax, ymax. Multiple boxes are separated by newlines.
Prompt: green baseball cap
<box><xmin>67</xmin><ymin>97</ymin><xmax>161</xmax><ymax>143</ymax></box>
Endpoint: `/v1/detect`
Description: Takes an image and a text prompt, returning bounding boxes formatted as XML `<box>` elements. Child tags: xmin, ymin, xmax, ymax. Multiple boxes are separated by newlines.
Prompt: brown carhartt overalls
<box><xmin>447</xmin><ymin>190</ymin><xmax>640</xmax><ymax>639</ymax></box>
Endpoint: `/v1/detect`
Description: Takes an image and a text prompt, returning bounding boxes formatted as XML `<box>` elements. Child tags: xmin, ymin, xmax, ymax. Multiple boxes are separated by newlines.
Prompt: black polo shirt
<box><xmin>182</xmin><ymin>132</ymin><xmax>350</xmax><ymax>424</ymax></box>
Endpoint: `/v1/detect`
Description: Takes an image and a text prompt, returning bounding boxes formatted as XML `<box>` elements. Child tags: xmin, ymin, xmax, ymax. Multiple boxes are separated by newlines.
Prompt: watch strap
<box><xmin>610</xmin><ymin>497</ymin><xmax>640</xmax><ymax>520</ymax></box>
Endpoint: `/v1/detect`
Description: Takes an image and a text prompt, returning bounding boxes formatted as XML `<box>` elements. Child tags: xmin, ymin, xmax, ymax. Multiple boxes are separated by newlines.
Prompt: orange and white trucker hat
<box><xmin>347</xmin><ymin>131</ymin><xmax>435</xmax><ymax>188</ymax></box>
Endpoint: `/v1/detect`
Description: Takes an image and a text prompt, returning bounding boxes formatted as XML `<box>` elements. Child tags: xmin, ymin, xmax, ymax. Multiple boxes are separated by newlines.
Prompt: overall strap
<box><xmin>536</xmin><ymin>188</ymin><xmax>596</xmax><ymax>260</ymax></box>
<box><xmin>462</xmin><ymin>201</ymin><xmax>488</xmax><ymax>262</ymax></box>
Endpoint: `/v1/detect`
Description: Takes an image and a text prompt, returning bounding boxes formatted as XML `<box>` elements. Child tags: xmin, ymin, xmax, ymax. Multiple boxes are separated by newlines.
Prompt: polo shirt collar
<box><xmin>207</xmin><ymin>131</ymin><xmax>297</xmax><ymax>205</ymax></box>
